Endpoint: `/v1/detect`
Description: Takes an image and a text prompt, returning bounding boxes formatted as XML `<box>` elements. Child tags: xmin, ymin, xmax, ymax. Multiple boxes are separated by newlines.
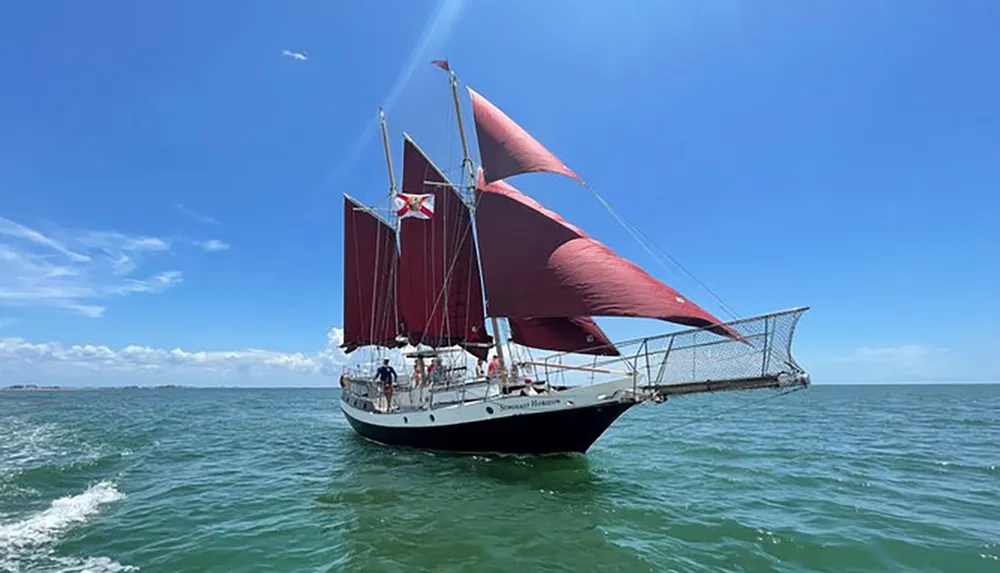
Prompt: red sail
<box><xmin>398</xmin><ymin>135</ymin><xmax>492</xmax><ymax>348</ymax></box>
<box><xmin>468</xmin><ymin>87</ymin><xmax>579</xmax><ymax>185</ymax></box>
<box><xmin>342</xmin><ymin>195</ymin><xmax>403</xmax><ymax>352</ymax></box>
<box><xmin>508</xmin><ymin>316</ymin><xmax>620</xmax><ymax>356</ymax></box>
<box><xmin>475</xmin><ymin>172</ymin><xmax>740</xmax><ymax>340</ymax></box>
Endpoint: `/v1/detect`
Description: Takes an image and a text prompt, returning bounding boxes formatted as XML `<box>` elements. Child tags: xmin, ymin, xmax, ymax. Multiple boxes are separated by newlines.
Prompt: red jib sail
<box><xmin>474</xmin><ymin>171</ymin><xmax>740</xmax><ymax>340</ymax></box>
<box><xmin>398</xmin><ymin>135</ymin><xmax>492</xmax><ymax>348</ymax></box>
<box><xmin>507</xmin><ymin>316</ymin><xmax>619</xmax><ymax>356</ymax></box>
<box><xmin>342</xmin><ymin>195</ymin><xmax>404</xmax><ymax>352</ymax></box>
<box><xmin>468</xmin><ymin>87</ymin><xmax>579</xmax><ymax>185</ymax></box>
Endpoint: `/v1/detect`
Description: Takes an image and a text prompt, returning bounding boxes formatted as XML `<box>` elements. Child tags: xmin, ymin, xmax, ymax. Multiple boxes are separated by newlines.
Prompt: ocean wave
<box><xmin>0</xmin><ymin>481</ymin><xmax>133</xmax><ymax>573</ymax></box>
<box><xmin>36</xmin><ymin>555</ymin><xmax>138</xmax><ymax>573</ymax></box>
<box><xmin>0</xmin><ymin>419</ymin><xmax>115</xmax><ymax>482</ymax></box>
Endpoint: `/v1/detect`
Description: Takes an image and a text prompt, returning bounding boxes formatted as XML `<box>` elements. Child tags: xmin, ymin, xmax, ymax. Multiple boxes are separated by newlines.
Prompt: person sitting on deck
<box><xmin>519</xmin><ymin>379</ymin><xmax>538</xmax><ymax>396</ymax></box>
<box><xmin>374</xmin><ymin>359</ymin><xmax>397</xmax><ymax>411</ymax></box>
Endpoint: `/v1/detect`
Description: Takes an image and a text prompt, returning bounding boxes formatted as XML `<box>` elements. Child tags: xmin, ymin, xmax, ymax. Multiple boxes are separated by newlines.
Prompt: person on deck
<box><xmin>412</xmin><ymin>358</ymin><xmax>425</xmax><ymax>387</ymax></box>
<box><xmin>520</xmin><ymin>379</ymin><xmax>538</xmax><ymax>396</ymax></box>
<box><xmin>429</xmin><ymin>356</ymin><xmax>444</xmax><ymax>384</ymax></box>
<box><xmin>375</xmin><ymin>359</ymin><xmax>398</xmax><ymax>410</ymax></box>
<box><xmin>487</xmin><ymin>355</ymin><xmax>501</xmax><ymax>381</ymax></box>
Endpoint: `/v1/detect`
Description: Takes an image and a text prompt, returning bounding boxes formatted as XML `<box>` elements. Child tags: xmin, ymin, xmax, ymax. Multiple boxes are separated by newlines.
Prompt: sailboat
<box><xmin>338</xmin><ymin>61</ymin><xmax>810</xmax><ymax>455</ymax></box>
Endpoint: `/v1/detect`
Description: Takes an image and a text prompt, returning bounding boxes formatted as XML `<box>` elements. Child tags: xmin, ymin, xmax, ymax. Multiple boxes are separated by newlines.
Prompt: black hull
<box><xmin>342</xmin><ymin>401</ymin><xmax>636</xmax><ymax>455</ymax></box>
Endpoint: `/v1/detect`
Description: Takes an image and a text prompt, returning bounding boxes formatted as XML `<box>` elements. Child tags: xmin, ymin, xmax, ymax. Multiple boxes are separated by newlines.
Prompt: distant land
<box><xmin>2</xmin><ymin>384</ymin><xmax>193</xmax><ymax>391</ymax></box>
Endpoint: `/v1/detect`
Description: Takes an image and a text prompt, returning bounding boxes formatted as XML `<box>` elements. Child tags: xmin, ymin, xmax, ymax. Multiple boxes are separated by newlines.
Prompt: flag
<box><xmin>394</xmin><ymin>193</ymin><xmax>435</xmax><ymax>220</ymax></box>
<box><xmin>430</xmin><ymin>59</ymin><xmax>450</xmax><ymax>72</ymax></box>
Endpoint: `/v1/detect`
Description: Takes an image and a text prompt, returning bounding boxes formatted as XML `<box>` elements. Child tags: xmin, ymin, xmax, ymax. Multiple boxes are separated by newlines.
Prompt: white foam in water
<box><xmin>1</xmin><ymin>419</ymin><xmax>122</xmax><ymax>488</ymax></box>
<box><xmin>0</xmin><ymin>481</ymin><xmax>123</xmax><ymax>549</ymax></box>
<box><xmin>0</xmin><ymin>481</ymin><xmax>135</xmax><ymax>572</ymax></box>
<box><xmin>0</xmin><ymin>420</ymin><xmax>64</xmax><ymax>475</ymax></box>
<box><xmin>50</xmin><ymin>556</ymin><xmax>139</xmax><ymax>572</ymax></box>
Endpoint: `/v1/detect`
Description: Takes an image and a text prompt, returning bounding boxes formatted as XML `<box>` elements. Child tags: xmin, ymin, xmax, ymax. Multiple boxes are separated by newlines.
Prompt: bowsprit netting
<box><xmin>535</xmin><ymin>307</ymin><xmax>810</xmax><ymax>396</ymax></box>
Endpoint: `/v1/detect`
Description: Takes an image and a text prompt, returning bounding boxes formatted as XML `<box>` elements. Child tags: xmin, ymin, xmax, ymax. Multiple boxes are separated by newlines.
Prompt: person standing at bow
<box><xmin>375</xmin><ymin>359</ymin><xmax>398</xmax><ymax>411</ymax></box>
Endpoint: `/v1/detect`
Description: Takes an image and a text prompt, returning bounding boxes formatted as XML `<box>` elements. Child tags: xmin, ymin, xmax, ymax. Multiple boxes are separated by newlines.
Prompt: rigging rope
<box><xmin>578</xmin><ymin>179</ymin><xmax>743</xmax><ymax>322</ymax></box>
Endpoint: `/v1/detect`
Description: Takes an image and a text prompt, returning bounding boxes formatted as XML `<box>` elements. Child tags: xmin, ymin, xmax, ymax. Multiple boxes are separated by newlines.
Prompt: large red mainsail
<box><xmin>474</xmin><ymin>172</ymin><xmax>739</xmax><ymax>339</ymax></box>
<box><xmin>507</xmin><ymin>316</ymin><xmax>619</xmax><ymax>356</ymax></box>
<box><xmin>398</xmin><ymin>135</ymin><xmax>492</xmax><ymax>348</ymax></box>
<box><xmin>468</xmin><ymin>87</ymin><xmax>579</xmax><ymax>185</ymax></box>
<box><xmin>342</xmin><ymin>195</ymin><xmax>403</xmax><ymax>352</ymax></box>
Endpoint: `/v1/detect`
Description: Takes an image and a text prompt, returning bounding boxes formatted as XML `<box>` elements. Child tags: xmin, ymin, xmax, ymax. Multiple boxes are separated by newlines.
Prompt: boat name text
<box><xmin>495</xmin><ymin>398</ymin><xmax>562</xmax><ymax>410</ymax></box>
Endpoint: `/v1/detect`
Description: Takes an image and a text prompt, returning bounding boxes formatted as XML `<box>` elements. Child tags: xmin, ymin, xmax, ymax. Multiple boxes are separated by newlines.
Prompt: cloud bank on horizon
<box><xmin>0</xmin><ymin>327</ymin><xmax>348</xmax><ymax>387</ymax></box>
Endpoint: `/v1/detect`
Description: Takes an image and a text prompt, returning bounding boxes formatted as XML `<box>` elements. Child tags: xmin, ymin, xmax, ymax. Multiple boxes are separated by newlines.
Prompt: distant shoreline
<box><xmin>1</xmin><ymin>384</ymin><xmax>194</xmax><ymax>392</ymax></box>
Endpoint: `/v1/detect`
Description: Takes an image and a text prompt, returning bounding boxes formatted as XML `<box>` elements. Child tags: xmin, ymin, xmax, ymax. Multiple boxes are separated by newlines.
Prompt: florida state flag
<box><xmin>394</xmin><ymin>193</ymin><xmax>435</xmax><ymax>220</ymax></box>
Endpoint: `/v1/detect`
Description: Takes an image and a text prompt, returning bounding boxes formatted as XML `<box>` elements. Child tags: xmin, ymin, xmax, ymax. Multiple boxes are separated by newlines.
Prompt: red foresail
<box><xmin>507</xmin><ymin>316</ymin><xmax>620</xmax><ymax>356</ymax></box>
<box><xmin>468</xmin><ymin>87</ymin><xmax>579</xmax><ymax>185</ymax></box>
<box><xmin>474</xmin><ymin>172</ymin><xmax>740</xmax><ymax>340</ymax></box>
<box><xmin>398</xmin><ymin>135</ymin><xmax>492</xmax><ymax>348</ymax></box>
<box><xmin>342</xmin><ymin>195</ymin><xmax>404</xmax><ymax>352</ymax></box>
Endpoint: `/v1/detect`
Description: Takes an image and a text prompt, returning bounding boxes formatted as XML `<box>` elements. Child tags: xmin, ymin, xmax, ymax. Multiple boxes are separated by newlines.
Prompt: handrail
<box><xmin>518</xmin><ymin>361</ymin><xmax>621</xmax><ymax>375</ymax></box>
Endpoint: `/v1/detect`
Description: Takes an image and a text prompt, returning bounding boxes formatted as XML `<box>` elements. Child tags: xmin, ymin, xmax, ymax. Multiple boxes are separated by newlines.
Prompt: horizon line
<box><xmin>4</xmin><ymin>380</ymin><xmax>998</xmax><ymax>391</ymax></box>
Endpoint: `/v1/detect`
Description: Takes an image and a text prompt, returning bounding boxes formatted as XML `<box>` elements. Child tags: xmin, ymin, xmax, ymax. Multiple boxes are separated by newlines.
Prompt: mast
<box><xmin>379</xmin><ymin>107</ymin><xmax>401</xmax><ymax>344</ymax></box>
<box><xmin>445</xmin><ymin>65</ymin><xmax>509</xmax><ymax>387</ymax></box>
<box><xmin>379</xmin><ymin>108</ymin><xmax>398</xmax><ymax>218</ymax></box>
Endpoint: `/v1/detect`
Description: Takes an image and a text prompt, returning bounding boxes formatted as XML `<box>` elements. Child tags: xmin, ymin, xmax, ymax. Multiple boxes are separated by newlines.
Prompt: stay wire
<box><xmin>578</xmin><ymin>180</ymin><xmax>742</xmax><ymax>322</ymax></box>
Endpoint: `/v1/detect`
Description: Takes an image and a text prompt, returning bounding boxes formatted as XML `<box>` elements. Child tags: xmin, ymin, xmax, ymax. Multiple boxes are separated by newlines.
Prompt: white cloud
<box><xmin>0</xmin><ymin>216</ymin><xmax>218</xmax><ymax>318</ymax></box>
<box><xmin>197</xmin><ymin>239</ymin><xmax>230</xmax><ymax>252</ymax></box>
<box><xmin>0</xmin><ymin>327</ymin><xmax>349</xmax><ymax>387</ymax></box>
<box><xmin>282</xmin><ymin>49</ymin><xmax>308</xmax><ymax>61</ymax></box>
<box><xmin>837</xmin><ymin>344</ymin><xmax>945</xmax><ymax>369</ymax></box>
<box><xmin>173</xmin><ymin>203</ymin><xmax>221</xmax><ymax>226</ymax></box>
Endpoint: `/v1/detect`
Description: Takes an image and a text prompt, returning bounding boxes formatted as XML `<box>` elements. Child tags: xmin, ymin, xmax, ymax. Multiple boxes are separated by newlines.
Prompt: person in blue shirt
<box><xmin>375</xmin><ymin>359</ymin><xmax>398</xmax><ymax>410</ymax></box>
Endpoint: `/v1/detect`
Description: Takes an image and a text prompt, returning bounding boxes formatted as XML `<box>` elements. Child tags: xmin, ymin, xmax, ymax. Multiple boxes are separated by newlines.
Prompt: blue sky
<box><xmin>0</xmin><ymin>0</ymin><xmax>997</xmax><ymax>386</ymax></box>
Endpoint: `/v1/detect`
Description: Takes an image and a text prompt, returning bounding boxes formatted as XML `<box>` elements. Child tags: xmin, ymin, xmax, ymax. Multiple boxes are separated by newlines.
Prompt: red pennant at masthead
<box><xmin>430</xmin><ymin>59</ymin><xmax>450</xmax><ymax>72</ymax></box>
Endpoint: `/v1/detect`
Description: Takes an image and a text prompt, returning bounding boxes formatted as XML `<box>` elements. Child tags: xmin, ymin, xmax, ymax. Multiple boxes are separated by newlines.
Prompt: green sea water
<box><xmin>1</xmin><ymin>384</ymin><xmax>997</xmax><ymax>572</ymax></box>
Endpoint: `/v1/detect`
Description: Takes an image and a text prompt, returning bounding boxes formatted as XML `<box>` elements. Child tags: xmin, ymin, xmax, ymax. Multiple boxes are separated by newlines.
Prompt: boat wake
<box><xmin>0</xmin><ymin>481</ymin><xmax>134</xmax><ymax>573</ymax></box>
